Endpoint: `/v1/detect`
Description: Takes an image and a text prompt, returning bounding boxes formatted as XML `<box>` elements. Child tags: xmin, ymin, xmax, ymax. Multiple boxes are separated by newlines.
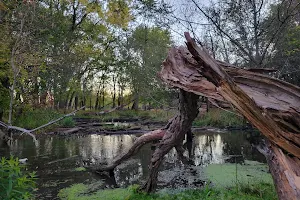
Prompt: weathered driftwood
<box><xmin>157</xmin><ymin>32</ymin><xmax>300</xmax><ymax>199</ymax></box>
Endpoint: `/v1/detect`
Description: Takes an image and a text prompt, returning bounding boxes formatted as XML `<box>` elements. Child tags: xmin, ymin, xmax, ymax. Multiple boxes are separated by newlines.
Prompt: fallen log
<box><xmin>61</xmin><ymin>127</ymin><xmax>82</xmax><ymax>135</ymax></box>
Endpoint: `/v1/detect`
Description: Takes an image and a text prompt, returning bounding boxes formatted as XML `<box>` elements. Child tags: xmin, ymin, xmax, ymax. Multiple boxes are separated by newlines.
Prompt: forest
<box><xmin>0</xmin><ymin>0</ymin><xmax>300</xmax><ymax>200</ymax></box>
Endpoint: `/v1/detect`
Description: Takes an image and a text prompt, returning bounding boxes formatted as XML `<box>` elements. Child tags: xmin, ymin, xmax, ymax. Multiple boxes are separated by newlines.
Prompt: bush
<box><xmin>0</xmin><ymin>156</ymin><xmax>37</xmax><ymax>200</ymax></box>
<box><xmin>60</xmin><ymin>117</ymin><xmax>75</xmax><ymax>128</ymax></box>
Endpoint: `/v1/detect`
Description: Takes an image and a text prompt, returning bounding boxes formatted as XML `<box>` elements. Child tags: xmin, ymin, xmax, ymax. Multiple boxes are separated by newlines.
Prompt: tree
<box><xmin>168</xmin><ymin>0</ymin><xmax>300</xmax><ymax>68</ymax></box>
<box><xmin>266</xmin><ymin>2</ymin><xmax>300</xmax><ymax>86</ymax></box>
<box><xmin>127</xmin><ymin>25</ymin><xmax>172</xmax><ymax>109</ymax></box>
<box><xmin>0</xmin><ymin>0</ymin><xmax>135</xmax><ymax>118</ymax></box>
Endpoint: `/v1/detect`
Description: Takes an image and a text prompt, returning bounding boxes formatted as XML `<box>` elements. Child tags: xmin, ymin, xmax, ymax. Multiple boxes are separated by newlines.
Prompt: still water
<box><xmin>0</xmin><ymin>130</ymin><xmax>265</xmax><ymax>199</ymax></box>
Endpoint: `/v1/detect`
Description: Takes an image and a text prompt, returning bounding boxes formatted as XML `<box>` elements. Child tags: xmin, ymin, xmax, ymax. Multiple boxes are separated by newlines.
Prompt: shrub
<box><xmin>60</xmin><ymin>116</ymin><xmax>75</xmax><ymax>128</ymax></box>
<box><xmin>0</xmin><ymin>156</ymin><xmax>37</xmax><ymax>200</ymax></box>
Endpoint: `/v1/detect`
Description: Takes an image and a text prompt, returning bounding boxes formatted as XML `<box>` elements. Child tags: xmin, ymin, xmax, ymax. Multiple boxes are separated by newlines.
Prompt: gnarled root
<box><xmin>141</xmin><ymin>90</ymin><xmax>199</xmax><ymax>193</ymax></box>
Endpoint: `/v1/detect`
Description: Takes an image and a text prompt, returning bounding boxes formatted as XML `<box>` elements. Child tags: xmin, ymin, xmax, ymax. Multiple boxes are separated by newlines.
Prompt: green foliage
<box><xmin>60</xmin><ymin>117</ymin><xmax>75</xmax><ymax>128</ymax></box>
<box><xmin>0</xmin><ymin>83</ymin><xmax>9</xmax><ymax>117</ymax></box>
<box><xmin>193</xmin><ymin>109</ymin><xmax>244</xmax><ymax>128</ymax></box>
<box><xmin>14</xmin><ymin>109</ymin><xmax>61</xmax><ymax>129</ymax></box>
<box><xmin>126</xmin><ymin>25</ymin><xmax>173</xmax><ymax>106</ymax></box>
<box><xmin>106</xmin><ymin>0</ymin><xmax>132</xmax><ymax>27</ymax></box>
<box><xmin>0</xmin><ymin>156</ymin><xmax>36</xmax><ymax>200</ymax></box>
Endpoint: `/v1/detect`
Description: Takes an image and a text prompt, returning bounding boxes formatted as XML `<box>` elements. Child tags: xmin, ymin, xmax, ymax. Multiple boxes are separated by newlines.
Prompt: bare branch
<box><xmin>190</xmin><ymin>0</ymin><xmax>258</xmax><ymax>66</ymax></box>
<box><xmin>31</xmin><ymin>106</ymin><xmax>86</xmax><ymax>132</ymax></box>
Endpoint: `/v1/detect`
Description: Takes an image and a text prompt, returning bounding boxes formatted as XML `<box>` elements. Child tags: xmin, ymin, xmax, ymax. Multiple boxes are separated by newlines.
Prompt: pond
<box><xmin>0</xmin><ymin>129</ymin><xmax>265</xmax><ymax>199</ymax></box>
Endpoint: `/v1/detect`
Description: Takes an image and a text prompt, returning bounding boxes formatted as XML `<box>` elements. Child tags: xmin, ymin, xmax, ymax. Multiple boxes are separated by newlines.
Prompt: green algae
<box><xmin>204</xmin><ymin>160</ymin><xmax>274</xmax><ymax>188</ymax></box>
<box><xmin>74</xmin><ymin>167</ymin><xmax>86</xmax><ymax>172</ymax></box>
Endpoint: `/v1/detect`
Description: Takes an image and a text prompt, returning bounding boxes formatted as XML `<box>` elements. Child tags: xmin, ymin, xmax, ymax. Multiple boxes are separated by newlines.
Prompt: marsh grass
<box><xmin>0</xmin><ymin>156</ymin><xmax>37</xmax><ymax>200</ymax></box>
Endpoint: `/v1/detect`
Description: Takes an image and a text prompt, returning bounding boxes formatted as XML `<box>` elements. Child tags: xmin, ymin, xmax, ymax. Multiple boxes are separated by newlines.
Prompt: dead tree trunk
<box><xmin>157</xmin><ymin>32</ymin><xmax>300</xmax><ymax>199</ymax></box>
<box><xmin>257</xmin><ymin>141</ymin><xmax>300</xmax><ymax>200</ymax></box>
<box><xmin>142</xmin><ymin>89</ymin><xmax>199</xmax><ymax>192</ymax></box>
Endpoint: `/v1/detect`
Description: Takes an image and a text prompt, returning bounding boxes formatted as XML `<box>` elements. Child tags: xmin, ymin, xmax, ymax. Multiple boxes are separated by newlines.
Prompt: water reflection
<box><xmin>0</xmin><ymin>130</ymin><xmax>265</xmax><ymax>199</ymax></box>
<box><xmin>193</xmin><ymin>133</ymin><xmax>224</xmax><ymax>166</ymax></box>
